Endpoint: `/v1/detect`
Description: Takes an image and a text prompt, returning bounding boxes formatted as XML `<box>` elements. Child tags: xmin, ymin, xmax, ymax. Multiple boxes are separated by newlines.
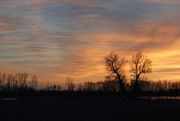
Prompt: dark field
<box><xmin>0</xmin><ymin>99</ymin><xmax>180</xmax><ymax>121</ymax></box>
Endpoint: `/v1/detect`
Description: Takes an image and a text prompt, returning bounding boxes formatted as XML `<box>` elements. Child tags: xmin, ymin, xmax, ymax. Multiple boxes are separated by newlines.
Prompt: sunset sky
<box><xmin>1</xmin><ymin>0</ymin><xmax>180</xmax><ymax>88</ymax></box>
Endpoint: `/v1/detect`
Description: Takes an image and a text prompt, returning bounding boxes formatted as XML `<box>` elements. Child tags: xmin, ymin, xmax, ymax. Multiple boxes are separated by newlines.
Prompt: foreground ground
<box><xmin>0</xmin><ymin>99</ymin><xmax>179</xmax><ymax>121</ymax></box>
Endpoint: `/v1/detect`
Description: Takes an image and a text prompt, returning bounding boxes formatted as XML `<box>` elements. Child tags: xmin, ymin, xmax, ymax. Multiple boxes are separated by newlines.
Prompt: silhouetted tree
<box><xmin>30</xmin><ymin>75</ymin><xmax>38</xmax><ymax>89</ymax></box>
<box><xmin>103</xmin><ymin>79</ymin><xmax>119</xmax><ymax>92</ymax></box>
<box><xmin>138</xmin><ymin>80</ymin><xmax>150</xmax><ymax>92</ymax></box>
<box><xmin>171</xmin><ymin>82</ymin><xmax>178</xmax><ymax>90</ymax></box>
<box><xmin>131</xmin><ymin>51</ymin><xmax>152</xmax><ymax>94</ymax></box>
<box><xmin>57</xmin><ymin>85</ymin><xmax>62</xmax><ymax>91</ymax></box>
<box><xmin>84</xmin><ymin>82</ymin><xmax>96</xmax><ymax>92</ymax></box>
<box><xmin>47</xmin><ymin>84</ymin><xmax>62</xmax><ymax>91</ymax></box>
<box><xmin>0</xmin><ymin>72</ymin><xmax>38</xmax><ymax>95</ymax></box>
<box><xmin>105</xmin><ymin>52</ymin><xmax>127</xmax><ymax>94</ymax></box>
<box><xmin>162</xmin><ymin>80</ymin><xmax>168</xmax><ymax>91</ymax></box>
<box><xmin>77</xmin><ymin>84</ymin><xmax>83</xmax><ymax>91</ymax></box>
<box><xmin>66</xmin><ymin>77</ymin><xmax>75</xmax><ymax>91</ymax></box>
<box><xmin>16</xmin><ymin>73</ymin><xmax>28</xmax><ymax>89</ymax></box>
<box><xmin>95</xmin><ymin>81</ymin><xmax>104</xmax><ymax>92</ymax></box>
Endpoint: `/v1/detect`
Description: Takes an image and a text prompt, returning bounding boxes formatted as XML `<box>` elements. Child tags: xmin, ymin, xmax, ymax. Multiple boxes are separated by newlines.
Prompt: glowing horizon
<box><xmin>1</xmin><ymin>0</ymin><xmax>180</xmax><ymax>88</ymax></box>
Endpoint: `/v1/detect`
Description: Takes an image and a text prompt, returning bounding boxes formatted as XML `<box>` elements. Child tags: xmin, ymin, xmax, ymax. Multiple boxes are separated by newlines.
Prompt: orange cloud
<box><xmin>1</xmin><ymin>0</ymin><xmax>180</xmax><ymax>88</ymax></box>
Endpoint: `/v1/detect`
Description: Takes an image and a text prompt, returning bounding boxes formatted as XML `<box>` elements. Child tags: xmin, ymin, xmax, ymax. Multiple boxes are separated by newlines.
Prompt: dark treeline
<box><xmin>1</xmin><ymin>73</ymin><xmax>180</xmax><ymax>99</ymax></box>
<box><xmin>1</xmin><ymin>51</ymin><xmax>180</xmax><ymax>100</ymax></box>
<box><xmin>21</xmin><ymin>78</ymin><xmax>180</xmax><ymax>99</ymax></box>
<box><xmin>72</xmin><ymin>79</ymin><xmax>180</xmax><ymax>96</ymax></box>
<box><xmin>0</xmin><ymin>72</ymin><xmax>37</xmax><ymax>96</ymax></box>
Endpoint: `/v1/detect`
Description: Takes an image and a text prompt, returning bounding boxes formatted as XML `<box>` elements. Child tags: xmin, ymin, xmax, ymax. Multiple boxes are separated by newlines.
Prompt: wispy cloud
<box><xmin>1</xmin><ymin>0</ymin><xmax>180</xmax><ymax>87</ymax></box>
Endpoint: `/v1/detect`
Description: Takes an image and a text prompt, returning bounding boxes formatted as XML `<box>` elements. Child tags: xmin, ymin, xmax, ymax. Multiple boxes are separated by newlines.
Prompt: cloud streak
<box><xmin>1</xmin><ymin>0</ymin><xmax>180</xmax><ymax>87</ymax></box>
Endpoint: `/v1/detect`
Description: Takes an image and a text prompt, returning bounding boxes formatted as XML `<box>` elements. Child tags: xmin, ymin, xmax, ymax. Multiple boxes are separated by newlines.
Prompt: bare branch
<box><xmin>105</xmin><ymin>51</ymin><xmax>127</xmax><ymax>93</ymax></box>
<box><xmin>131</xmin><ymin>51</ymin><xmax>152</xmax><ymax>94</ymax></box>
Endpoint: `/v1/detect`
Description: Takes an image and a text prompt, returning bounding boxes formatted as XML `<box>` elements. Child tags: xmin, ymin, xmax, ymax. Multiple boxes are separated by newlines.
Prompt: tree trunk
<box><xmin>116</xmin><ymin>72</ymin><xmax>127</xmax><ymax>95</ymax></box>
<box><xmin>133</xmin><ymin>74</ymin><xmax>140</xmax><ymax>96</ymax></box>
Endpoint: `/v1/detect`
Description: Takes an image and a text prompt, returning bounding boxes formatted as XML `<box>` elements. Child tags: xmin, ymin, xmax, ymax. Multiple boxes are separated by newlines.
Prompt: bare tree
<box><xmin>47</xmin><ymin>84</ymin><xmax>62</xmax><ymax>91</ymax></box>
<box><xmin>16</xmin><ymin>73</ymin><xmax>28</xmax><ymax>89</ymax></box>
<box><xmin>66</xmin><ymin>77</ymin><xmax>75</xmax><ymax>91</ymax></box>
<box><xmin>84</xmin><ymin>82</ymin><xmax>96</xmax><ymax>92</ymax></box>
<box><xmin>0</xmin><ymin>72</ymin><xmax>38</xmax><ymax>92</ymax></box>
<box><xmin>105</xmin><ymin>51</ymin><xmax>127</xmax><ymax>93</ymax></box>
<box><xmin>77</xmin><ymin>84</ymin><xmax>83</xmax><ymax>91</ymax></box>
<box><xmin>57</xmin><ymin>85</ymin><xmax>62</xmax><ymax>91</ymax></box>
<box><xmin>131</xmin><ymin>51</ymin><xmax>152</xmax><ymax>94</ymax></box>
<box><xmin>30</xmin><ymin>75</ymin><xmax>38</xmax><ymax>89</ymax></box>
<box><xmin>103</xmin><ymin>79</ymin><xmax>119</xmax><ymax>92</ymax></box>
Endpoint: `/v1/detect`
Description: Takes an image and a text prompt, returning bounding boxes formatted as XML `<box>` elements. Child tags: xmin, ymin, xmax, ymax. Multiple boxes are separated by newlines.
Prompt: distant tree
<box><xmin>171</xmin><ymin>82</ymin><xmax>178</xmax><ymax>90</ymax></box>
<box><xmin>16</xmin><ymin>73</ymin><xmax>28</xmax><ymax>89</ymax></box>
<box><xmin>84</xmin><ymin>82</ymin><xmax>96</xmax><ymax>92</ymax></box>
<box><xmin>138</xmin><ymin>80</ymin><xmax>150</xmax><ymax>92</ymax></box>
<box><xmin>162</xmin><ymin>80</ymin><xmax>168</xmax><ymax>91</ymax></box>
<box><xmin>0</xmin><ymin>73</ymin><xmax>6</xmax><ymax>89</ymax></box>
<box><xmin>57</xmin><ymin>85</ymin><xmax>62</xmax><ymax>91</ymax></box>
<box><xmin>0</xmin><ymin>72</ymin><xmax>38</xmax><ymax>93</ymax></box>
<box><xmin>103</xmin><ymin>79</ymin><xmax>119</xmax><ymax>92</ymax></box>
<box><xmin>77</xmin><ymin>84</ymin><xmax>83</xmax><ymax>91</ymax></box>
<box><xmin>66</xmin><ymin>77</ymin><xmax>75</xmax><ymax>91</ymax></box>
<box><xmin>30</xmin><ymin>75</ymin><xmax>38</xmax><ymax>89</ymax></box>
<box><xmin>105</xmin><ymin>51</ymin><xmax>127</xmax><ymax>94</ymax></box>
<box><xmin>95</xmin><ymin>81</ymin><xmax>104</xmax><ymax>92</ymax></box>
<box><xmin>48</xmin><ymin>84</ymin><xmax>62</xmax><ymax>91</ymax></box>
<box><xmin>52</xmin><ymin>85</ymin><xmax>57</xmax><ymax>90</ymax></box>
<box><xmin>6</xmin><ymin>74</ymin><xmax>13</xmax><ymax>91</ymax></box>
<box><xmin>131</xmin><ymin>51</ymin><xmax>152</xmax><ymax>94</ymax></box>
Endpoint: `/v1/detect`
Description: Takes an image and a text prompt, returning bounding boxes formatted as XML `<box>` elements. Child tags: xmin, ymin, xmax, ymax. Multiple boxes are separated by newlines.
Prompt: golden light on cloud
<box><xmin>1</xmin><ymin>0</ymin><xmax>180</xmax><ymax>88</ymax></box>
